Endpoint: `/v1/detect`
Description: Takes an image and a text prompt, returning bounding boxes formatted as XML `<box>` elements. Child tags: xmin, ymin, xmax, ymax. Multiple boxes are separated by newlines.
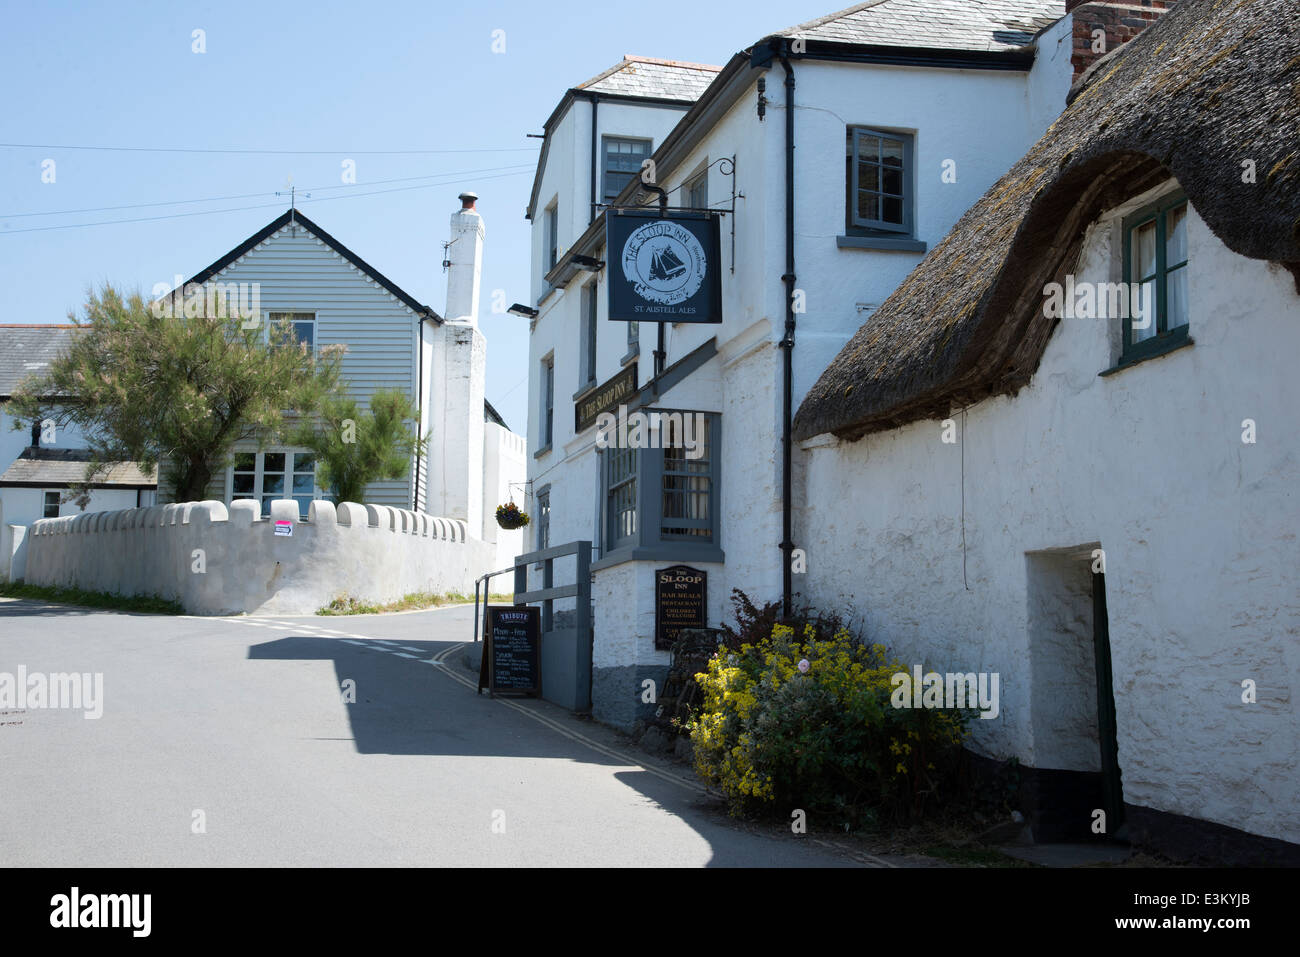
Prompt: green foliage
<box><xmin>290</xmin><ymin>388</ymin><xmax>425</xmax><ymax>505</ymax></box>
<box><xmin>688</xmin><ymin>597</ymin><xmax>973</xmax><ymax>831</ymax></box>
<box><xmin>8</xmin><ymin>283</ymin><xmax>343</xmax><ymax>502</ymax></box>
<box><xmin>0</xmin><ymin>581</ymin><xmax>183</xmax><ymax>615</ymax></box>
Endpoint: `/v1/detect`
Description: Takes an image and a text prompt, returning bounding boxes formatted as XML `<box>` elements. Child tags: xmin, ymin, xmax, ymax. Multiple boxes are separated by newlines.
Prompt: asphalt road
<box><xmin>0</xmin><ymin>598</ymin><xmax>884</xmax><ymax>867</ymax></box>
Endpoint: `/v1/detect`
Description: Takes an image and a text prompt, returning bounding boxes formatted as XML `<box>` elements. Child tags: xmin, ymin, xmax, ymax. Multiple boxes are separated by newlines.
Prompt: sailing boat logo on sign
<box><xmin>621</xmin><ymin>220</ymin><xmax>707</xmax><ymax>306</ymax></box>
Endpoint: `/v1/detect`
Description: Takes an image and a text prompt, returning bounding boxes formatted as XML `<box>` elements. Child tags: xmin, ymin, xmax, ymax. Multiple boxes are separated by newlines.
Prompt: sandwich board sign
<box><xmin>478</xmin><ymin>606</ymin><xmax>541</xmax><ymax>697</ymax></box>
<box><xmin>607</xmin><ymin>209</ymin><xmax>722</xmax><ymax>324</ymax></box>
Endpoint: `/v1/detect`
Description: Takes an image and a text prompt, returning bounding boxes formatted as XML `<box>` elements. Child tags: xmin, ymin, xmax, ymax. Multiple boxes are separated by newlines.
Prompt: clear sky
<box><xmin>0</xmin><ymin>0</ymin><xmax>833</xmax><ymax>433</ymax></box>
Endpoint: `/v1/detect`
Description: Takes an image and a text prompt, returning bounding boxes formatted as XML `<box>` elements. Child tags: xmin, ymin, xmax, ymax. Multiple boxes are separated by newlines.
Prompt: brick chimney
<box><xmin>1068</xmin><ymin>1</ymin><xmax>1178</xmax><ymax>83</ymax></box>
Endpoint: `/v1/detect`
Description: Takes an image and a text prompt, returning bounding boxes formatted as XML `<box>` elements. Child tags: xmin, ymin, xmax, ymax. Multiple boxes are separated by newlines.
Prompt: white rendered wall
<box><xmin>798</xmin><ymin>191</ymin><xmax>1300</xmax><ymax>845</ymax></box>
<box><xmin>23</xmin><ymin>499</ymin><xmax>496</xmax><ymax>616</ymax></box>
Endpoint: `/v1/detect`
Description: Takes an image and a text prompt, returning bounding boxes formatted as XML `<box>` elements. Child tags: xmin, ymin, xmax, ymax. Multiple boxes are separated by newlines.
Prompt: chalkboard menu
<box><xmin>655</xmin><ymin>565</ymin><xmax>707</xmax><ymax>650</ymax></box>
<box><xmin>479</xmin><ymin>606</ymin><xmax>541</xmax><ymax>696</ymax></box>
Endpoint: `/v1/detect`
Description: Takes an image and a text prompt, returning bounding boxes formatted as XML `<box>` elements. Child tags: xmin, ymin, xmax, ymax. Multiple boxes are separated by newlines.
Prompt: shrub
<box><xmin>688</xmin><ymin>610</ymin><xmax>973</xmax><ymax>830</ymax></box>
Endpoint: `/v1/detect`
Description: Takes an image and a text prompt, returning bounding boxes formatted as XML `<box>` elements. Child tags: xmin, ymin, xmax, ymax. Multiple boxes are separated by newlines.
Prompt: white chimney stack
<box><xmin>445</xmin><ymin>191</ymin><xmax>485</xmax><ymax>327</ymax></box>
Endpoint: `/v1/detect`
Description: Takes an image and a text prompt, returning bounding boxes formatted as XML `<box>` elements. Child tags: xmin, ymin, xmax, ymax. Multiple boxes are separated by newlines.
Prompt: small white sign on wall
<box><xmin>274</xmin><ymin>520</ymin><xmax>293</xmax><ymax>537</ymax></box>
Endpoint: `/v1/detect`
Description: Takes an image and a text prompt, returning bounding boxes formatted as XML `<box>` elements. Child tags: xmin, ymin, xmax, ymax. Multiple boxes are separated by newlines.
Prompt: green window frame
<box><xmin>1120</xmin><ymin>190</ymin><xmax>1189</xmax><ymax>365</ymax></box>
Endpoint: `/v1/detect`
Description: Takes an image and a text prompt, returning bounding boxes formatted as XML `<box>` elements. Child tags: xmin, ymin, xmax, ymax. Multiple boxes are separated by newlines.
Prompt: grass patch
<box><xmin>0</xmin><ymin>581</ymin><xmax>184</xmax><ymax>615</ymax></box>
<box><xmin>317</xmin><ymin>591</ymin><xmax>514</xmax><ymax>616</ymax></box>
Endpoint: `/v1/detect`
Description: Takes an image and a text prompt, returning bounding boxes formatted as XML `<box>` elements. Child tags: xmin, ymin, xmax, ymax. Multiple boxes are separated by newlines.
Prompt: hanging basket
<box><xmin>496</xmin><ymin>502</ymin><xmax>530</xmax><ymax>530</ymax></box>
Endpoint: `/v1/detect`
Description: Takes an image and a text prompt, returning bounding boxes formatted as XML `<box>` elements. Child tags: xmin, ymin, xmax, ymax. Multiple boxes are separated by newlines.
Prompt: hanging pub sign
<box><xmin>607</xmin><ymin>209</ymin><xmax>722</xmax><ymax>324</ymax></box>
<box><xmin>655</xmin><ymin>565</ymin><xmax>708</xmax><ymax>651</ymax></box>
<box><xmin>575</xmin><ymin>362</ymin><xmax>637</xmax><ymax>434</ymax></box>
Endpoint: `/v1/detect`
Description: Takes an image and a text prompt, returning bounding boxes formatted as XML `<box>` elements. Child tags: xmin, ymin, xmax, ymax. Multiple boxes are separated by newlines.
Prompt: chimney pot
<box><xmin>459</xmin><ymin>191</ymin><xmax>478</xmax><ymax>210</ymax></box>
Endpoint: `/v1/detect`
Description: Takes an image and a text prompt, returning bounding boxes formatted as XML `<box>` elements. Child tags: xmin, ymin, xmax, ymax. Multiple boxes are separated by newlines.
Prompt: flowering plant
<box><xmin>495</xmin><ymin>502</ymin><xmax>530</xmax><ymax>529</ymax></box>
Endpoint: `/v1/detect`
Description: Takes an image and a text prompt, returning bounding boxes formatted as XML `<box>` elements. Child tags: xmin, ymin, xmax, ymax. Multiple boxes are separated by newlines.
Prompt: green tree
<box><xmin>10</xmin><ymin>283</ymin><xmax>343</xmax><ymax>502</ymax></box>
<box><xmin>290</xmin><ymin>388</ymin><xmax>427</xmax><ymax>505</ymax></box>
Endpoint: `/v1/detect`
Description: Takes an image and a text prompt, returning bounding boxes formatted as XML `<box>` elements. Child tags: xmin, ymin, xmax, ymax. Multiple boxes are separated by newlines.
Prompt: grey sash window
<box><xmin>545</xmin><ymin>204</ymin><xmax>558</xmax><ymax>272</ymax></box>
<box><xmin>684</xmin><ymin>170</ymin><xmax>708</xmax><ymax>210</ymax></box>
<box><xmin>581</xmin><ymin>283</ymin><xmax>598</xmax><ymax>386</ymax></box>
<box><xmin>268</xmin><ymin>312</ymin><xmax>316</xmax><ymax>352</ymax></box>
<box><xmin>541</xmin><ymin>356</ymin><xmax>554</xmax><ymax>449</ymax></box>
<box><xmin>603</xmin><ymin>137</ymin><xmax>652</xmax><ymax>204</ymax></box>
<box><xmin>230</xmin><ymin>450</ymin><xmax>317</xmax><ymax>518</ymax></box>
<box><xmin>606</xmin><ymin>444</ymin><xmax>638</xmax><ymax>550</ymax></box>
<box><xmin>42</xmin><ymin>491</ymin><xmax>60</xmax><ymax>518</ymax></box>
<box><xmin>848</xmin><ymin>128</ymin><xmax>913</xmax><ymax>235</ymax></box>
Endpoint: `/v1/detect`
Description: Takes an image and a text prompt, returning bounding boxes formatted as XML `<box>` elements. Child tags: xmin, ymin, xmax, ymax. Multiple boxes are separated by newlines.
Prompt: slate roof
<box><xmin>775</xmin><ymin>0</ymin><xmax>1066</xmax><ymax>52</ymax></box>
<box><xmin>0</xmin><ymin>447</ymin><xmax>156</xmax><ymax>488</ymax></box>
<box><xmin>795</xmin><ymin>0</ymin><xmax>1299</xmax><ymax>442</ymax></box>
<box><xmin>577</xmin><ymin>56</ymin><xmax>722</xmax><ymax>102</ymax></box>
<box><xmin>0</xmin><ymin>325</ymin><xmax>78</xmax><ymax>397</ymax></box>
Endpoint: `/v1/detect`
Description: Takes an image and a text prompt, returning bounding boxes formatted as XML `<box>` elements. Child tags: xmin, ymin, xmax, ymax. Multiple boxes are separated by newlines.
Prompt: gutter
<box><xmin>415</xmin><ymin>314</ymin><xmax>425</xmax><ymax>512</ymax></box>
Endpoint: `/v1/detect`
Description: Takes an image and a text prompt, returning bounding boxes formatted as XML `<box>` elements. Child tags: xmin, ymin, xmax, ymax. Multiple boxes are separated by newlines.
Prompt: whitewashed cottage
<box><xmin>795</xmin><ymin>0</ymin><xmax>1298</xmax><ymax>864</ymax></box>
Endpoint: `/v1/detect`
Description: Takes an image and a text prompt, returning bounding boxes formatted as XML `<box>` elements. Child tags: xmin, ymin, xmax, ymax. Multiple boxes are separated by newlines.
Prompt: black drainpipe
<box><xmin>777</xmin><ymin>43</ymin><xmax>796</xmax><ymax>619</ymax></box>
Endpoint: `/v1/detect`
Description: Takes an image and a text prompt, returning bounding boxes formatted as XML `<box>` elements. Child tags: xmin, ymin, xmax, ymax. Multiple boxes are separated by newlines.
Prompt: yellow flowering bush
<box><xmin>688</xmin><ymin>610</ymin><xmax>971</xmax><ymax>828</ymax></box>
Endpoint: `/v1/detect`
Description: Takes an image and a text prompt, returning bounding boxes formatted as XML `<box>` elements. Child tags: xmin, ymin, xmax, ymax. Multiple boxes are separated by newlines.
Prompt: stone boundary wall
<box><xmin>22</xmin><ymin>498</ymin><xmax>496</xmax><ymax>616</ymax></box>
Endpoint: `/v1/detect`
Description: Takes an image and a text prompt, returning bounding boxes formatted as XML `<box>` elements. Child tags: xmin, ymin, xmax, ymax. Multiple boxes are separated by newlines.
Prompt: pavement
<box><xmin>0</xmin><ymin>597</ymin><xmax>902</xmax><ymax>867</ymax></box>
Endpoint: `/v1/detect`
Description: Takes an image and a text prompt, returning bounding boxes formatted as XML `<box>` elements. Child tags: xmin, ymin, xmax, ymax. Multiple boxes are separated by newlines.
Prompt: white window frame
<box><xmin>227</xmin><ymin>449</ymin><xmax>320</xmax><ymax>518</ymax></box>
<box><xmin>264</xmin><ymin>311</ymin><xmax>317</xmax><ymax>355</ymax></box>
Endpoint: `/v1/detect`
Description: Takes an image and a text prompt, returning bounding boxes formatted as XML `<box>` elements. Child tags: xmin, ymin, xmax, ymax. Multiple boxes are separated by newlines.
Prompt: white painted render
<box><xmin>527</xmin><ymin>37</ymin><xmax>1076</xmax><ymax>723</ymax></box>
<box><xmin>799</xmin><ymin>187</ymin><xmax>1300</xmax><ymax>846</ymax></box>
<box><xmin>22</xmin><ymin>499</ymin><xmax>494</xmax><ymax>616</ymax></box>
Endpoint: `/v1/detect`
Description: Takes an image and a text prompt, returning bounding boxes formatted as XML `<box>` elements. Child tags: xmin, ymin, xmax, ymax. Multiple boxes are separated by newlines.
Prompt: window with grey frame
<box><xmin>847</xmin><ymin>127</ymin><xmax>914</xmax><ymax>235</ymax></box>
<box><xmin>540</xmin><ymin>355</ymin><xmax>554</xmax><ymax>451</ymax></box>
<box><xmin>683</xmin><ymin>169</ymin><xmax>708</xmax><ymax>210</ymax></box>
<box><xmin>581</xmin><ymin>281</ymin><xmax>598</xmax><ymax>387</ymax></box>
<box><xmin>536</xmin><ymin>487</ymin><xmax>550</xmax><ymax>552</ymax></box>
<box><xmin>544</xmin><ymin>203</ymin><xmax>558</xmax><ymax>272</ymax></box>
<box><xmin>602</xmin><ymin>137</ymin><xmax>652</xmax><ymax>205</ymax></box>
<box><xmin>599</xmin><ymin>411</ymin><xmax>720</xmax><ymax>559</ymax></box>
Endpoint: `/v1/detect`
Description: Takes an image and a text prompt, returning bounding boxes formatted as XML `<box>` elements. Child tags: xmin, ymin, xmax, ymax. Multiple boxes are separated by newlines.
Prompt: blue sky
<box><xmin>0</xmin><ymin>0</ymin><xmax>833</xmax><ymax>433</ymax></box>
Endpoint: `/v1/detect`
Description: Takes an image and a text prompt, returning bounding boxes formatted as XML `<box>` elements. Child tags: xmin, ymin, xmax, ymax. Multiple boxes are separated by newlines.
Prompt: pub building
<box><xmin>521</xmin><ymin>0</ymin><xmax>1300</xmax><ymax>865</ymax></box>
<box><xmin>522</xmin><ymin>6</ymin><xmax>1078</xmax><ymax>730</ymax></box>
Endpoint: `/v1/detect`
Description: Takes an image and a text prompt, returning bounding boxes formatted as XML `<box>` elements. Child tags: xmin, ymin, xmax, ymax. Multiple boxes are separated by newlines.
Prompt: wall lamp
<box><xmin>572</xmin><ymin>255</ymin><xmax>605</xmax><ymax>271</ymax></box>
<box><xmin>508</xmin><ymin>303</ymin><xmax>539</xmax><ymax>318</ymax></box>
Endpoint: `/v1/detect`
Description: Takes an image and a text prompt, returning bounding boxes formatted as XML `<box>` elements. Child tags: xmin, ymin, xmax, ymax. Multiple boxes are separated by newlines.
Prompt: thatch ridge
<box><xmin>794</xmin><ymin>0</ymin><xmax>1300</xmax><ymax>442</ymax></box>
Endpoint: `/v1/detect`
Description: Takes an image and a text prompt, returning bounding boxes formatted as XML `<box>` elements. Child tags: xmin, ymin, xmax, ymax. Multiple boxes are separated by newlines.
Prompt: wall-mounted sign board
<box><xmin>607</xmin><ymin>209</ymin><xmax>722</xmax><ymax>324</ymax></box>
<box><xmin>575</xmin><ymin>362</ymin><xmax>637</xmax><ymax>434</ymax></box>
<box><xmin>478</xmin><ymin>605</ymin><xmax>541</xmax><ymax>696</ymax></box>
<box><xmin>655</xmin><ymin>565</ymin><xmax>707</xmax><ymax>651</ymax></box>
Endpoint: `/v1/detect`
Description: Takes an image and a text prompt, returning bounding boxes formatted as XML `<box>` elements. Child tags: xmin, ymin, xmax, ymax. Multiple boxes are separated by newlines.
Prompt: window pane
<box><xmin>882</xmin><ymin>167</ymin><xmax>902</xmax><ymax>196</ymax></box>
<box><xmin>858</xmin><ymin>163</ymin><xmax>879</xmax><ymax>193</ymax></box>
<box><xmin>857</xmin><ymin>191</ymin><xmax>879</xmax><ymax>222</ymax></box>
<box><xmin>1132</xmin><ymin>279</ymin><xmax>1157</xmax><ymax>344</ymax></box>
<box><xmin>1132</xmin><ymin>220</ymin><xmax>1157</xmax><ymax>281</ymax></box>
<box><xmin>263</xmin><ymin>474</ymin><xmax>284</xmax><ymax>495</ymax></box>
<box><xmin>293</xmin><ymin>454</ymin><xmax>315</xmax><ymax>474</ymax></box>
<box><xmin>292</xmin><ymin>473</ymin><xmax>314</xmax><ymax>494</ymax></box>
<box><xmin>232</xmin><ymin>474</ymin><xmax>255</xmax><ymax>495</ymax></box>
<box><xmin>1166</xmin><ymin>264</ymin><xmax>1189</xmax><ymax>330</ymax></box>
<box><xmin>882</xmin><ymin>196</ymin><xmax>903</xmax><ymax>225</ymax></box>
<box><xmin>1165</xmin><ymin>203</ymin><xmax>1188</xmax><ymax>267</ymax></box>
<box><xmin>855</xmin><ymin>132</ymin><xmax>880</xmax><ymax>165</ymax></box>
<box><xmin>264</xmin><ymin>453</ymin><xmax>285</xmax><ymax>474</ymax></box>
<box><xmin>294</xmin><ymin>496</ymin><xmax>313</xmax><ymax>519</ymax></box>
<box><xmin>294</xmin><ymin>321</ymin><xmax>314</xmax><ymax>348</ymax></box>
<box><xmin>233</xmin><ymin>452</ymin><xmax>255</xmax><ymax>471</ymax></box>
<box><xmin>881</xmin><ymin>138</ymin><xmax>904</xmax><ymax>167</ymax></box>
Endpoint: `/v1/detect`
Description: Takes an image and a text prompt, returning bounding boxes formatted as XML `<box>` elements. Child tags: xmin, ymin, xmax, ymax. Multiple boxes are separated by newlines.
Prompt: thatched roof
<box><xmin>794</xmin><ymin>0</ymin><xmax>1300</xmax><ymax>442</ymax></box>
